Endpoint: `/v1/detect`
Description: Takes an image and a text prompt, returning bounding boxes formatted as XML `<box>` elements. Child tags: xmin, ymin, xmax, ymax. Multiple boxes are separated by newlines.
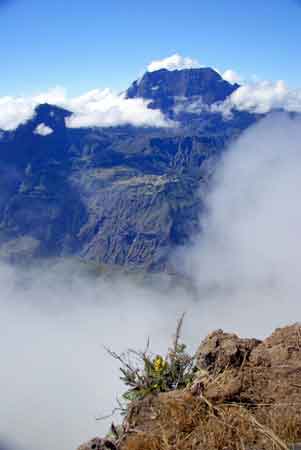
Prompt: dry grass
<box><xmin>120</xmin><ymin>390</ymin><xmax>301</xmax><ymax>450</ymax></box>
<box><xmin>113</xmin><ymin>324</ymin><xmax>301</xmax><ymax>450</ymax></box>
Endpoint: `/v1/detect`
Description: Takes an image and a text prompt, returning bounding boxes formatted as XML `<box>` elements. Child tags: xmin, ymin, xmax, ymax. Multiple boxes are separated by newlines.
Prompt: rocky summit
<box><xmin>126</xmin><ymin>67</ymin><xmax>239</xmax><ymax>113</ymax></box>
<box><xmin>0</xmin><ymin>68</ymin><xmax>259</xmax><ymax>270</ymax></box>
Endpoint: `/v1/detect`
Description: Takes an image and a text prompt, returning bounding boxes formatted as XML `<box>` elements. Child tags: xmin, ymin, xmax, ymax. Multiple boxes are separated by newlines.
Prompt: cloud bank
<box><xmin>0</xmin><ymin>96</ymin><xmax>36</xmax><ymax>131</ymax></box>
<box><xmin>146</xmin><ymin>55</ymin><xmax>301</xmax><ymax>116</ymax></box>
<box><xmin>0</xmin><ymin>87</ymin><xmax>171</xmax><ymax>131</ymax></box>
<box><xmin>0</xmin><ymin>263</ymin><xmax>196</xmax><ymax>450</ymax></box>
<box><xmin>147</xmin><ymin>53</ymin><xmax>201</xmax><ymax>72</ymax></box>
<box><xmin>64</xmin><ymin>72</ymin><xmax>301</xmax><ymax>127</ymax></box>
<box><xmin>65</xmin><ymin>89</ymin><xmax>170</xmax><ymax>128</ymax></box>
<box><xmin>221</xmin><ymin>69</ymin><xmax>241</xmax><ymax>84</ymax></box>
<box><xmin>2</xmin><ymin>57</ymin><xmax>301</xmax><ymax>131</ymax></box>
<box><xmin>213</xmin><ymin>80</ymin><xmax>301</xmax><ymax>116</ymax></box>
<box><xmin>0</xmin><ymin>87</ymin><xmax>67</xmax><ymax>131</ymax></box>
<box><xmin>182</xmin><ymin>113</ymin><xmax>301</xmax><ymax>337</ymax></box>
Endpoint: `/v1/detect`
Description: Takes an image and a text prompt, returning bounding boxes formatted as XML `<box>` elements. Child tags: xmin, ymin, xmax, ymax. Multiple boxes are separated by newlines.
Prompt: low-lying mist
<box><xmin>181</xmin><ymin>112</ymin><xmax>301</xmax><ymax>335</ymax></box>
<box><xmin>0</xmin><ymin>263</ymin><xmax>195</xmax><ymax>450</ymax></box>
<box><xmin>1</xmin><ymin>113</ymin><xmax>301</xmax><ymax>450</ymax></box>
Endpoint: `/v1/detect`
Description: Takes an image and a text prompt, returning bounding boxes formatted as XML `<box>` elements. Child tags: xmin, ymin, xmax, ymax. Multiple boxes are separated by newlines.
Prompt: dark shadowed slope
<box><xmin>0</xmin><ymin>68</ymin><xmax>259</xmax><ymax>270</ymax></box>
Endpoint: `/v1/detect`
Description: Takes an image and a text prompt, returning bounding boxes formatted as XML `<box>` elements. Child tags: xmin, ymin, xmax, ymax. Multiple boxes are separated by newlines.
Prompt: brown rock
<box><xmin>78</xmin><ymin>324</ymin><xmax>301</xmax><ymax>450</ymax></box>
<box><xmin>195</xmin><ymin>323</ymin><xmax>301</xmax><ymax>405</ymax></box>
<box><xmin>196</xmin><ymin>329</ymin><xmax>261</xmax><ymax>373</ymax></box>
<box><xmin>77</xmin><ymin>438</ymin><xmax>117</xmax><ymax>450</ymax></box>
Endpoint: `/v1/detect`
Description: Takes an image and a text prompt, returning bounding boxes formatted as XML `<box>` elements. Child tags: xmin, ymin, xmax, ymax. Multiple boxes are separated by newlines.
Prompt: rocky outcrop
<box><xmin>81</xmin><ymin>324</ymin><xmax>301</xmax><ymax>450</ymax></box>
<box><xmin>196</xmin><ymin>328</ymin><xmax>261</xmax><ymax>371</ymax></box>
<box><xmin>77</xmin><ymin>438</ymin><xmax>117</xmax><ymax>450</ymax></box>
<box><xmin>195</xmin><ymin>324</ymin><xmax>301</xmax><ymax>406</ymax></box>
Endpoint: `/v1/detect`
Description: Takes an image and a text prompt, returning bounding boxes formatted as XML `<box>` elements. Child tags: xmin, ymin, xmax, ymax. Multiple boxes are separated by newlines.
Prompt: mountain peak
<box><xmin>34</xmin><ymin>103</ymin><xmax>71</xmax><ymax>121</ymax></box>
<box><xmin>29</xmin><ymin>103</ymin><xmax>72</xmax><ymax>131</ymax></box>
<box><xmin>126</xmin><ymin>67</ymin><xmax>239</xmax><ymax>112</ymax></box>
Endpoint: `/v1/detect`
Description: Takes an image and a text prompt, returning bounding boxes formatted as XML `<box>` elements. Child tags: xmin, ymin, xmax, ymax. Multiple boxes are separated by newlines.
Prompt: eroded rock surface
<box><xmin>193</xmin><ymin>323</ymin><xmax>301</xmax><ymax>407</ymax></box>
<box><xmin>196</xmin><ymin>328</ymin><xmax>261</xmax><ymax>372</ymax></box>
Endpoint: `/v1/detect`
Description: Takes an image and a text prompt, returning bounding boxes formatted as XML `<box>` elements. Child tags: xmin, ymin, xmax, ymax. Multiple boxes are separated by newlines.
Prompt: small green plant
<box><xmin>107</xmin><ymin>315</ymin><xmax>196</xmax><ymax>404</ymax></box>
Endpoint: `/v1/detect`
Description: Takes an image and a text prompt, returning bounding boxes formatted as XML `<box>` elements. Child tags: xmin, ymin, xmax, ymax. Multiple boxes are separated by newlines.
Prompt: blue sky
<box><xmin>1</xmin><ymin>0</ymin><xmax>301</xmax><ymax>95</ymax></box>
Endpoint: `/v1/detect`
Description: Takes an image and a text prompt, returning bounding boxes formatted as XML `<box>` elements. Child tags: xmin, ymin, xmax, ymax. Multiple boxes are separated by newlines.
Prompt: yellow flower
<box><xmin>153</xmin><ymin>355</ymin><xmax>166</xmax><ymax>372</ymax></box>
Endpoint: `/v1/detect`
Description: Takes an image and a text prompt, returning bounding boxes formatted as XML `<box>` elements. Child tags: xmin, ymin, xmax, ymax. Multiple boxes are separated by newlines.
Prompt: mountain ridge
<box><xmin>0</xmin><ymin>67</ymin><xmax>259</xmax><ymax>270</ymax></box>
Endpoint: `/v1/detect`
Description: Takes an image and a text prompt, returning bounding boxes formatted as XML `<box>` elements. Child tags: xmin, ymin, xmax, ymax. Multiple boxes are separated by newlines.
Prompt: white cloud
<box><xmin>0</xmin><ymin>87</ymin><xmax>67</xmax><ymax>132</ymax></box>
<box><xmin>0</xmin><ymin>96</ymin><xmax>35</xmax><ymax>131</ymax></box>
<box><xmin>2</xmin><ymin>65</ymin><xmax>301</xmax><ymax>131</ymax></box>
<box><xmin>0</xmin><ymin>87</ymin><xmax>172</xmax><ymax>131</ymax></box>
<box><xmin>66</xmin><ymin>89</ymin><xmax>172</xmax><ymax>128</ymax></box>
<box><xmin>147</xmin><ymin>53</ymin><xmax>201</xmax><ymax>72</ymax></box>
<box><xmin>33</xmin><ymin>86</ymin><xmax>67</xmax><ymax>105</ymax></box>
<box><xmin>222</xmin><ymin>69</ymin><xmax>241</xmax><ymax>84</ymax></box>
<box><xmin>213</xmin><ymin>80</ymin><xmax>301</xmax><ymax>116</ymax></box>
<box><xmin>210</xmin><ymin>67</ymin><xmax>242</xmax><ymax>84</ymax></box>
<box><xmin>34</xmin><ymin>123</ymin><xmax>54</xmax><ymax>136</ymax></box>
<box><xmin>180</xmin><ymin>113</ymin><xmax>301</xmax><ymax>337</ymax></box>
<box><xmin>0</xmin><ymin>261</ymin><xmax>195</xmax><ymax>450</ymax></box>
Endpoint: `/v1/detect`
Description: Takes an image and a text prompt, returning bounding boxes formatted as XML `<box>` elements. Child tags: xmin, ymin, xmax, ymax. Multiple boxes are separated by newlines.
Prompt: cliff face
<box><xmin>0</xmin><ymin>114</ymin><xmax>218</xmax><ymax>269</ymax></box>
<box><xmin>78</xmin><ymin>324</ymin><xmax>301</xmax><ymax>450</ymax></box>
<box><xmin>126</xmin><ymin>68</ymin><xmax>239</xmax><ymax>112</ymax></box>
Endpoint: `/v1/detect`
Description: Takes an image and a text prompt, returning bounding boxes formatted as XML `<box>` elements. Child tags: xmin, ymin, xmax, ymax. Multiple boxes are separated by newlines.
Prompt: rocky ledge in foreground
<box><xmin>78</xmin><ymin>324</ymin><xmax>301</xmax><ymax>450</ymax></box>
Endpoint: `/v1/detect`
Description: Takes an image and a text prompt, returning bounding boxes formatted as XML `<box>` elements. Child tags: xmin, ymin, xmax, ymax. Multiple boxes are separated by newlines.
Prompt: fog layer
<box><xmin>182</xmin><ymin>113</ymin><xmax>301</xmax><ymax>335</ymax></box>
<box><xmin>1</xmin><ymin>113</ymin><xmax>301</xmax><ymax>450</ymax></box>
